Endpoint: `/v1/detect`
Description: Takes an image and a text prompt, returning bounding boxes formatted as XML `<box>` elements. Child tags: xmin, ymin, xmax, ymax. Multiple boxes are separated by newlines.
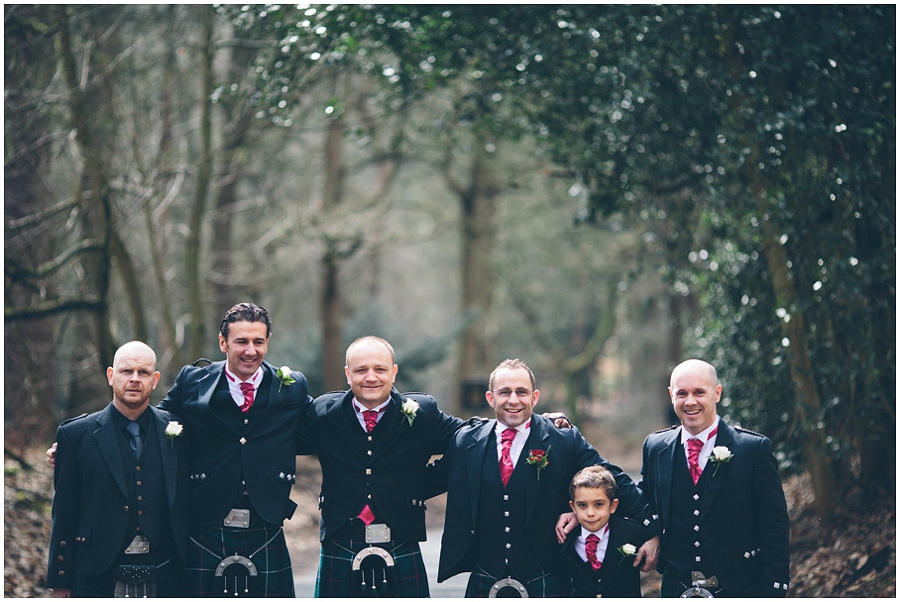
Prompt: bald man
<box><xmin>47</xmin><ymin>341</ymin><xmax>189</xmax><ymax>597</ymax></box>
<box><xmin>637</xmin><ymin>359</ymin><xmax>791</xmax><ymax>597</ymax></box>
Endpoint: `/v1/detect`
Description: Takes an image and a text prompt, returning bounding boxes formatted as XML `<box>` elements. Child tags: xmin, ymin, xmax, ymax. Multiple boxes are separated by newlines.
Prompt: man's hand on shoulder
<box><xmin>47</xmin><ymin>442</ymin><xmax>58</xmax><ymax>468</ymax></box>
<box><xmin>555</xmin><ymin>511</ymin><xmax>578</xmax><ymax>544</ymax></box>
<box><xmin>542</xmin><ymin>412</ymin><xmax>573</xmax><ymax>429</ymax></box>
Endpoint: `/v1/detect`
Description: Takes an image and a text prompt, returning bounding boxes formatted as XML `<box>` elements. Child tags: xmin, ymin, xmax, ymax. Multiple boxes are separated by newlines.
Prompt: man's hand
<box><xmin>635</xmin><ymin>535</ymin><xmax>660</xmax><ymax>572</ymax></box>
<box><xmin>542</xmin><ymin>412</ymin><xmax>573</xmax><ymax>429</ymax></box>
<box><xmin>53</xmin><ymin>587</ymin><xmax>72</xmax><ymax>598</ymax></box>
<box><xmin>555</xmin><ymin>511</ymin><xmax>579</xmax><ymax>544</ymax></box>
<box><xmin>46</xmin><ymin>442</ymin><xmax>57</xmax><ymax>468</ymax></box>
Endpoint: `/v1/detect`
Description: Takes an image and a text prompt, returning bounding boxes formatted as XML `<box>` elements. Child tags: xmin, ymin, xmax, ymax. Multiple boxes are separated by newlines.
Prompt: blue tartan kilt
<box><xmin>185</xmin><ymin>523</ymin><xmax>294</xmax><ymax>597</ymax></box>
<box><xmin>315</xmin><ymin>538</ymin><xmax>430</xmax><ymax>598</ymax></box>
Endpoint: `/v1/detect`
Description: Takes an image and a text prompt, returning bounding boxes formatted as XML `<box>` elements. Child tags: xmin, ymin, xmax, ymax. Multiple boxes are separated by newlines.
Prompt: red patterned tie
<box><xmin>239</xmin><ymin>381</ymin><xmax>254</xmax><ymax>413</ymax></box>
<box><xmin>363</xmin><ymin>409</ymin><xmax>381</xmax><ymax>433</ymax></box>
<box><xmin>687</xmin><ymin>438</ymin><xmax>704</xmax><ymax>485</ymax></box>
<box><xmin>585</xmin><ymin>533</ymin><xmax>602</xmax><ymax>570</ymax></box>
<box><xmin>499</xmin><ymin>428</ymin><xmax>516</xmax><ymax>486</ymax></box>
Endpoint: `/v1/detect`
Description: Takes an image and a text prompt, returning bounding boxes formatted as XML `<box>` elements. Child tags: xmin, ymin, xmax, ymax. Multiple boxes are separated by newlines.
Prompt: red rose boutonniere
<box><xmin>526</xmin><ymin>445</ymin><xmax>551</xmax><ymax>479</ymax></box>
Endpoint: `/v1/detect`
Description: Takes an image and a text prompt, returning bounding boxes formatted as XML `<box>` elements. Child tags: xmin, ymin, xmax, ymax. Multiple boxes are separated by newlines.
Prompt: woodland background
<box><xmin>4</xmin><ymin>4</ymin><xmax>895</xmax><ymax>596</ymax></box>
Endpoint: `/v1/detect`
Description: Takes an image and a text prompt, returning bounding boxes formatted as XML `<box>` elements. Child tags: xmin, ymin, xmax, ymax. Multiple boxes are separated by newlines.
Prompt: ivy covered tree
<box><xmin>297</xmin><ymin>4</ymin><xmax>895</xmax><ymax>519</ymax></box>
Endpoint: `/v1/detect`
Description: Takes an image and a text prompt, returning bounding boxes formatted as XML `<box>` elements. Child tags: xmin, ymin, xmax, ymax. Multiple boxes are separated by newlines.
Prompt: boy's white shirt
<box><xmin>575</xmin><ymin>523</ymin><xmax>610</xmax><ymax>564</ymax></box>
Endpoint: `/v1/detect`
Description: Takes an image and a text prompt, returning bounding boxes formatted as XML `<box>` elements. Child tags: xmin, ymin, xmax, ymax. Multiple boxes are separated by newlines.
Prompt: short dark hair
<box><xmin>219</xmin><ymin>302</ymin><xmax>272</xmax><ymax>339</ymax></box>
<box><xmin>569</xmin><ymin>465</ymin><xmax>617</xmax><ymax>502</ymax></box>
<box><xmin>489</xmin><ymin>358</ymin><xmax>536</xmax><ymax>391</ymax></box>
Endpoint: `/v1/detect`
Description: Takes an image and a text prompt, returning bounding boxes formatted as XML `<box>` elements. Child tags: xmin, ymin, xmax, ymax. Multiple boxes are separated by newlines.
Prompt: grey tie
<box><xmin>125</xmin><ymin>421</ymin><xmax>143</xmax><ymax>461</ymax></box>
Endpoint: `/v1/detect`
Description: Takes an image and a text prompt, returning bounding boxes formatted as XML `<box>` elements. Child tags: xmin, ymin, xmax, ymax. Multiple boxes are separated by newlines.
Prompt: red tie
<box><xmin>239</xmin><ymin>381</ymin><xmax>254</xmax><ymax>413</ymax></box>
<box><xmin>687</xmin><ymin>438</ymin><xmax>703</xmax><ymax>485</ymax></box>
<box><xmin>358</xmin><ymin>504</ymin><xmax>376</xmax><ymax>525</ymax></box>
<box><xmin>363</xmin><ymin>409</ymin><xmax>381</xmax><ymax>433</ymax></box>
<box><xmin>499</xmin><ymin>428</ymin><xmax>516</xmax><ymax>487</ymax></box>
<box><xmin>585</xmin><ymin>533</ymin><xmax>602</xmax><ymax>570</ymax></box>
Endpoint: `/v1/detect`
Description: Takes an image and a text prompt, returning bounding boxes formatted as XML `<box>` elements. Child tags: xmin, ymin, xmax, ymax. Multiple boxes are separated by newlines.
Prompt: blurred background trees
<box><xmin>5</xmin><ymin>5</ymin><xmax>894</xmax><ymax>521</ymax></box>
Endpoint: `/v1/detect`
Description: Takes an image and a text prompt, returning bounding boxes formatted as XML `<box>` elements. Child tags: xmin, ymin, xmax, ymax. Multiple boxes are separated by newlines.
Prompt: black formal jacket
<box><xmin>560</xmin><ymin>514</ymin><xmax>647</xmax><ymax>598</ymax></box>
<box><xmin>427</xmin><ymin>414</ymin><xmax>651</xmax><ymax>583</ymax></box>
<box><xmin>297</xmin><ymin>388</ymin><xmax>464</xmax><ymax>543</ymax></box>
<box><xmin>157</xmin><ymin>360</ymin><xmax>310</xmax><ymax>527</ymax></box>
<box><xmin>638</xmin><ymin>418</ymin><xmax>791</xmax><ymax>596</ymax></box>
<box><xmin>46</xmin><ymin>403</ymin><xmax>189</xmax><ymax>589</ymax></box>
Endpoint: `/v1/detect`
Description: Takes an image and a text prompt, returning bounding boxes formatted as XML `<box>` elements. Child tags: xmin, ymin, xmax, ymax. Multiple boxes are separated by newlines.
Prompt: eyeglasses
<box><xmin>492</xmin><ymin>388</ymin><xmax>533</xmax><ymax>401</ymax></box>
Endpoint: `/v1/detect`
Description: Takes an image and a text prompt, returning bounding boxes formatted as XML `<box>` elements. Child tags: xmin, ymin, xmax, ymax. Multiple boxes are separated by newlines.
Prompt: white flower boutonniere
<box><xmin>709</xmin><ymin>445</ymin><xmax>733</xmax><ymax>477</ymax></box>
<box><xmin>401</xmin><ymin>398</ymin><xmax>419</xmax><ymax>427</ymax></box>
<box><xmin>617</xmin><ymin>543</ymin><xmax>637</xmax><ymax>558</ymax></box>
<box><xmin>165</xmin><ymin>421</ymin><xmax>183</xmax><ymax>448</ymax></box>
<box><xmin>276</xmin><ymin>366</ymin><xmax>296</xmax><ymax>392</ymax></box>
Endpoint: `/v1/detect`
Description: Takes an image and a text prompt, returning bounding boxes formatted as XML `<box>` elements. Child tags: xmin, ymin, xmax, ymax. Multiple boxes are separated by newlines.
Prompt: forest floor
<box><xmin>5</xmin><ymin>442</ymin><xmax>895</xmax><ymax>597</ymax></box>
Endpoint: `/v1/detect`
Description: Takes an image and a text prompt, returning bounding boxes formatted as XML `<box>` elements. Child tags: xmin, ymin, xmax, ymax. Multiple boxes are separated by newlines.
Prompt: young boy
<box><xmin>561</xmin><ymin>465</ymin><xmax>648</xmax><ymax>597</ymax></box>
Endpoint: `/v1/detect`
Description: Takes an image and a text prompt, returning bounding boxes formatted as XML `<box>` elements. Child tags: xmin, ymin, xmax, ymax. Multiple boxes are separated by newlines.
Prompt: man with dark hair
<box><xmin>158</xmin><ymin>302</ymin><xmax>311</xmax><ymax>597</ymax></box>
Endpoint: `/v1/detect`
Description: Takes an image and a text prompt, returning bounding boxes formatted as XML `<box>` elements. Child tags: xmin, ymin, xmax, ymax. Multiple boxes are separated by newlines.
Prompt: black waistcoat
<box><xmin>342</xmin><ymin>400</ymin><xmax>396</xmax><ymax>520</ymax></box>
<box><xmin>117</xmin><ymin>419</ymin><xmax>176</xmax><ymax>565</ymax></box>
<box><xmin>210</xmin><ymin>374</ymin><xmax>271</xmax><ymax>508</ymax></box>
<box><xmin>472</xmin><ymin>436</ymin><xmax>540</xmax><ymax>579</ymax></box>
<box><xmin>665</xmin><ymin>448</ymin><xmax>713</xmax><ymax>578</ymax></box>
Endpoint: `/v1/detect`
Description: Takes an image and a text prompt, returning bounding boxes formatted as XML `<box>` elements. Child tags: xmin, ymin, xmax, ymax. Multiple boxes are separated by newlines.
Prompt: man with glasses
<box><xmin>426</xmin><ymin>358</ymin><xmax>657</xmax><ymax>597</ymax></box>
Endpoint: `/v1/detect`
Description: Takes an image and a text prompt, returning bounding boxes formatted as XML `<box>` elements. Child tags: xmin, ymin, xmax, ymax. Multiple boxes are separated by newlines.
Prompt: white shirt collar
<box><xmin>680</xmin><ymin>419</ymin><xmax>720</xmax><ymax>445</ymax></box>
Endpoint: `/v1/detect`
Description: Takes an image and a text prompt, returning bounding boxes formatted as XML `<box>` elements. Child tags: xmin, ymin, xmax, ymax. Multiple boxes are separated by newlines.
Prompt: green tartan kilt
<box><xmin>315</xmin><ymin>538</ymin><xmax>430</xmax><ymax>597</ymax></box>
<box><xmin>185</xmin><ymin>523</ymin><xmax>294</xmax><ymax>597</ymax></box>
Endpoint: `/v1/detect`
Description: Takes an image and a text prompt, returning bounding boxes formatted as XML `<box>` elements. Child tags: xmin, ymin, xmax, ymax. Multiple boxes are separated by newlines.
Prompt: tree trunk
<box><xmin>450</xmin><ymin>141</ymin><xmax>500</xmax><ymax>411</ymax></box>
<box><xmin>759</xmin><ymin>208</ymin><xmax>837</xmax><ymax>520</ymax></box>
<box><xmin>186</xmin><ymin>6</ymin><xmax>215</xmax><ymax>360</ymax></box>
<box><xmin>210</xmin><ymin>38</ymin><xmax>256</xmax><ymax>320</ymax></box>
<box><xmin>56</xmin><ymin>5</ymin><xmax>115</xmax><ymax>368</ymax></box>
<box><xmin>320</xmin><ymin>96</ymin><xmax>348</xmax><ymax>391</ymax></box>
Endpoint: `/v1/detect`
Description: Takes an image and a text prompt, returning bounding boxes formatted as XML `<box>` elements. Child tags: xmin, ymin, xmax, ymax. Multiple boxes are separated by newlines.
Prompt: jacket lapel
<box><xmin>150</xmin><ymin>406</ymin><xmax>179</xmax><ymax>509</ymax></box>
<box><xmin>523</xmin><ymin>417</ymin><xmax>551</xmax><ymax>522</ymax></box>
<box><xmin>370</xmin><ymin>389</ymin><xmax>405</xmax><ymax>455</ymax></box>
<box><xmin>94</xmin><ymin>405</ymin><xmax>129</xmax><ymax>499</ymax></box>
<box><xmin>246</xmin><ymin>362</ymin><xmax>279</xmax><ymax>431</ymax></box>
<box><xmin>465</xmin><ymin>420</ymin><xmax>495</xmax><ymax>526</ymax></box>
<box><xmin>326</xmin><ymin>391</ymin><xmax>365</xmax><ymax>456</ymax></box>
<box><xmin>700</xmin><ymin>418</ymin><xmax>731</xmax><ymax>519</ymax></box>
<box><xmin>657</xmin><ymin>427</ymin><xmax>681</xmax><ymax>526</ymax></box>
<box><xmin>197</xmin><ymin>362</ymin><xmax>233</xmax><ymax>432</ymax></box>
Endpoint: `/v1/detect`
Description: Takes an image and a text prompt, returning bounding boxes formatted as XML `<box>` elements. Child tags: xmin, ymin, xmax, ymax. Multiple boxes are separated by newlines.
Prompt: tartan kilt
<box><xmin>465</xmin><ymin>564</ymin><xmax>572</xmax><ymax>597</ymax></box>
<box><xmin>315</xmin><ymin>538</ymin><xmax>430</xmax><ymax>598</ymax></box>
<box><xmin>185</xmin><ymin>524</ymin><xmax>294</xmax><ymax>597</ymax></box>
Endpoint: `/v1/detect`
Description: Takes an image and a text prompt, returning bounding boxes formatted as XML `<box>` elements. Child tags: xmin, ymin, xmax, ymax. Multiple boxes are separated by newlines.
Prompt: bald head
<box><xmin>108</xmin><ymin>341</ymin><xmax>161</xmax><ymax>419</ymax></box>
<box><xmin>113</xmin><ymin>341</ymin><xmax>158</xmax><ymax>369</ymax></box>
<box><xmin>669</xmin><ymin>359</ymin><xmax>718</xmax><ymax>389</ymax></box>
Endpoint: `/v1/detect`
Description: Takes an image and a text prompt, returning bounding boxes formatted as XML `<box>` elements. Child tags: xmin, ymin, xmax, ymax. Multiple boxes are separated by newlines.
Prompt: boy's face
<box><xmin>569</xmin><ymin>486</ymin><xmax>619</xmax><ymax>533</ymax></box>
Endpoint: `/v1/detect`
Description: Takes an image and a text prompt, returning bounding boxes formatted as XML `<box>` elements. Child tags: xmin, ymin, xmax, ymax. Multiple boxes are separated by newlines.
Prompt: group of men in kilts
<box><xmin>47</xmin><ymin>303</ymin><xmax>660</xmax><ymax>597</ymax></box>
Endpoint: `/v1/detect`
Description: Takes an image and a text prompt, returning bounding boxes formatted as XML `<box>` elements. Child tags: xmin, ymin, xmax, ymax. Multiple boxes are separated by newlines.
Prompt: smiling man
<box><xmin>638</xmin><ymin>359</ymin><xmax>791</xmax><ymax>597</ymax></box>
<box><xmin>427</xmin><ymin>358</ymin><xmax>653</xmax><ymax>597</ymax></box>
<box><xmin>157</xmin><ymin>302</ymin><xmax>311</xmax><ymax>597</ymax></box>
<box><xmin>298</xmin><ymin>336</ymin><xmax>468</xmax><ymax>597</ymax></box>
